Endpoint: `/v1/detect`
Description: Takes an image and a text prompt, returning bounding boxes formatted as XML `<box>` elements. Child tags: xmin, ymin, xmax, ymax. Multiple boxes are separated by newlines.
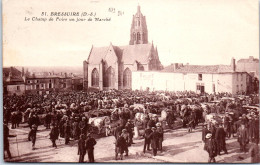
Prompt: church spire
<box><xmin>129</xmin><ymin>5</ymin><xmax>148</xmax><ymax>45</ymax></box>
<box><xmin>137</xmin><ymin>4</ymin><xmax>141</xmax><ymax>13</ymax></box>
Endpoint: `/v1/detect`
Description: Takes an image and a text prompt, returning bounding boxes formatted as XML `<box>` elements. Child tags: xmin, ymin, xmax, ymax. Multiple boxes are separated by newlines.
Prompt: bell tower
<box><xmin>129</xmin><ymin>5</ymin><xmax>148</xmax><ymax>45</ymax></box>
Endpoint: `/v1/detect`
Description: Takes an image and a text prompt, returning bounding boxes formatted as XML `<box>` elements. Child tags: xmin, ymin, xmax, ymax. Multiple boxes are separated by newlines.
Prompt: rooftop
<box><xmin>162</xmin><ymin>64</ymin><xmax>243</xmax><ymax>74</ymax></box>
<box><xmin>237</xmin><ymin>56</ymin><xmax>259</xmax><ymax>63</ymax></box>
<box><xmin>87</xmin><ymin>43</ymin><xmax>156</xmax><ymax>65</ymax></box>
<box><xmin>3</xmin><ymin>67</ymin><xmax>24</xmax><ymax>83</ymax></box>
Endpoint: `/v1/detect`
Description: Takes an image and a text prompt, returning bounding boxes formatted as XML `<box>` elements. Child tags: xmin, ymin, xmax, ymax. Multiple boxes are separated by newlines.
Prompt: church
<box><xmin>83</xmin><ymin>5</ymin><xmax>163</xmax><ymax>91</ymax></box>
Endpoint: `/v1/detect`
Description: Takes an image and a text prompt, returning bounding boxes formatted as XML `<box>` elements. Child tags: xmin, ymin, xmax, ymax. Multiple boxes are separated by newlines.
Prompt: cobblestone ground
<box><xmin>4</xmin><ymin>123</ymin><xmax>259</xmax><ymax>163</ymax></box>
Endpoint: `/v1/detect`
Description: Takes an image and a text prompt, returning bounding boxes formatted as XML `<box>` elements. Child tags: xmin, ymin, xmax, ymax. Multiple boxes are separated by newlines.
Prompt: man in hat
<box><xmin>156</xmin><ymin>122</ymin><xmax>164</xmax><ymax>152</ymax></box>
<box><xmin>248</xmin><ymin>116</ymin><xmax>255</xmax><ymax>142</ymax></box>
<box><xmin>237</xmin><ymin>123</ymin><xmax>249</xmax><ymax>153</ymax></box>
<box><xmin>11</xmin><ymin>112</ymin><xmax>17</xmax><ymax>129</ymax></box>
<box><xmin>64</xmin><ymin>120</ymin><xmax>71</xmax><ymax>145</ymax></box>
<box><xmin>143</xmin><ymin>112</ymin><xmax>150</xmax><ymax>129</ymax></box>
<box><xmin>45</xmin><ymin>112</ymin><xmax>52</xmax><ymax>129</ymax></box>
<box><xmin>115</xmin><ymin>134</ymin><xmax>126</xmax><ymax>160</ymax></box>
<box><xmin>224</xmin><ymin>113</ymin><xmax>232</xmax><ymax>138</ymax></box>
<box><xmin>253</xmin><ymin>115</ymin><xmax>259</xmax><ymax>145</ymax></box>
<box><xmin>79</xmin><ymin>117</ymin><xmax>87</xmax><ymax>135</ymax></box>
<box><xmin>241</xmin><ymin>114</ymin><xmax>249</xmax><ymax>126</ymax></box>
<box><xmin>121</xmin><ymin>129</ymin><xmax>130</xmax><ymax>156</ymax></box>
<box><xmin>149</xmin><ymin>127</ymin><xmax>159</xmax><ymax>156</ymax></box>
<box><xmin>147</xmin><ymin>117</ymin><xmax>156</xmax><ymax>128</ymax></box>
<box><xmin>143</xmin><ymin>126</ymin><xmax>152</xmax><ymax>153</ymax></box>
<box><xmin>49</xmin><ymin>123</ymin><xmax>59</xmax><ymax>148</ymax></box>
<box><xmin>114</xmin><ymin>124</ymin><xmax>123</xmax><ymax>140</ymax></box>
<box><xmin>215</xmin><ymin>123</ymin><xmax>228</xmax><ymax>155</ymax></box>
<box><xmin>125</xmin><ymin>119</ymin><xmax>134</xmax><ymax>145</ymax></box>
<box><xmin>187</xmin><ymin>113</ymin><xmax>195</xmax><ymax>133</ymax></box>
<box><xmin>72</xmin><ymin>118</ymin><xmax>80</xmax><ymax>140</ymax></box>
<box><xmin>78</xmin><ymin>134</ymin><xmax>86</xmax><ymax>163</ymax></box>
<box><xmin>210</xmin><ymin>123</ymin><xmax>216</xmax><ymax>139</ymax></box>
<box><xmin>233</xmin><ymin>117</ymin><xmax>242</xmax><ymax>134</ymax></box>
<box><xmin>202</xmin><ymin>123</ymin><xmax>211</xmax><ymax>143</ymax></box>
<box><xmin>85</xmin><ymin>133</ymin><xmax>97</xmax><ymax>162</ymax></box>
<box><xmin>4</xmin><ymin>121</ymin><xmax>16</xmax><ymax>159</ymax></box>
<box><xmin>204</xmin><ymin>133</ymin><xmax>217</xmax><ymax>163</ymax></box>
<box><xmin>28</xmin><ymin>124</ymin><xmax>37</xmax><ymax>149</ymax></box>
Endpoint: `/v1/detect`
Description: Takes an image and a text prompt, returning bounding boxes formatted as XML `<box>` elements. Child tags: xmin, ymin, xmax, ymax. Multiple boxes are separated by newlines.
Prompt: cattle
<box><xmin>130</xmin><ymin>104</ymin><xmax>146</xmax><ymax>112</ymax></box>
<box><xmin>205</xmin><ymin>113</ymin><xmax>224</xmax><ymax>125</ymax></box>
<box><xmin>134</xmin><ymin>112</ymin><xmax>145</xmax><ymax>123</ymax></box>
<box><xmin>88</xmin><ymin>116</ymin><xmax>111</xmax><ymax>135</ymax></box>
<box><xmin>55</xmin><ymin>103</ymin><xmax>68</xmax><ymax>110</ymax></box>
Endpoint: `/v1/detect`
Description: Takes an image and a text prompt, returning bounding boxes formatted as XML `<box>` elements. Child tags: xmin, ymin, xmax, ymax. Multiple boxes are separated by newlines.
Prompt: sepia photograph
<box><xmin>2</xmin><ymin>0</ymin><xmax>260</xmax><ymax>163</ymax></box>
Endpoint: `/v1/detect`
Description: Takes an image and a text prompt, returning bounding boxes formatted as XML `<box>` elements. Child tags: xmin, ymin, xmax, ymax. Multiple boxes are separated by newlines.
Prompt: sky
<box><xmin>2</xmin><ymin>0</ymin><xmax>259</xmax><ymax>67</ymax></box>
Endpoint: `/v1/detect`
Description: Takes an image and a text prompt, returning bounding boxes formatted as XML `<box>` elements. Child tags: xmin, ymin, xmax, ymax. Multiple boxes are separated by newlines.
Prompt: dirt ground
<box><xmin>4</xmin><ymin>123</ymin><xmax>259</xmax><ymax>163</ymax></box>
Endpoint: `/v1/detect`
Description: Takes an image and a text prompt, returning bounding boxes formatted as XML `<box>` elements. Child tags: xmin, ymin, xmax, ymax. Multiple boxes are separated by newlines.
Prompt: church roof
<box><xmin>87</xmin><ymin>43</ymin><xmax>153</xmax><ymax>65</ymax></box>
<box><xmin>87</xmin><ymin>46</ymin><xmax>110</xmax><ymax>64</ymax></box>
<box><xmin>118</xmin><ymin>44</ymin><xmax>152</xmax><ymax>64</ymax></box>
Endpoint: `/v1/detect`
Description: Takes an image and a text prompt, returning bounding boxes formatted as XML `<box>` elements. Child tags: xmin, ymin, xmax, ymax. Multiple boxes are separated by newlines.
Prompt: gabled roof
<box><xmin>87</xmin><ymin>43</ymin><xmax>153</xmax><ymax>65</ymax></box>
<box><xmin>3</xmin><ymin>67</ymin><xmax>24</xmax><ymax>83</ymax></box>
<box><xmin>162</xmin><ymin>64</ymin><xmax>237</xmax><ymax>74</ymax></box>
<box><xmin>87</xmin><ymin>46</ymin><xmax>110</xmax><ymax>64</ymax></box>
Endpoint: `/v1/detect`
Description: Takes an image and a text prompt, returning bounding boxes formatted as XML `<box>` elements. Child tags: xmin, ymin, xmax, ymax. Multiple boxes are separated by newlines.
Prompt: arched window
<box><xmin>104</xmin><ymin>67</ymin><xmax>115</xmax><ymax>88</ymax></box>
<box><xmin>133</xmin><ymin>33</ymin><xmax>136</xmax><ymax>40</ymax></box>
<box><xmin>123</xmin><ymin>68</ymin><xmax>132</xmax><ymax>88</ymax></box>
<box><xmin>91</xmin><ymin>68</ymin><xmax>99</xmax><ymax>87</ymax></box>
<box><xmin>137</xmin><ymin>32</ymin><xmax>141</xmax><ymax>40</ymax></box>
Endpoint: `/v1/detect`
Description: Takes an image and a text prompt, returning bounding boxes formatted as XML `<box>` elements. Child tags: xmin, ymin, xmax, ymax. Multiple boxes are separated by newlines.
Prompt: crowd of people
<box><xmin>202</xmin><ymin>100</ymin><xmax>259</xmax><ymax>163</ymax></box>
<box><xmin>3</xmin><ymin>90</ymin><xmax>259</xmax><ymax>163</ymax></box>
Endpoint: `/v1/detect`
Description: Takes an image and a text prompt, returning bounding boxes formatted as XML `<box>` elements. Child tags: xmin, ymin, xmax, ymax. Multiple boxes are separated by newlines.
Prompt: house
<box><xmin>132</xmin><ymin>58</ymin><xmax>255</xmax><ymax>95</ymax></box>
<box><xmin>3</xmin><ymin>67</ymin><xmax>25</xmax><ymax>95</ymax></box>
<box><xmin>25</xmin><ymin>72</ymin><xmax>83</xmax><ymax>95</ymax></box>
<box><xmin>236</xmin><ymin>56</ymin><xmax>259</xmax><ymax>79</ymax></box>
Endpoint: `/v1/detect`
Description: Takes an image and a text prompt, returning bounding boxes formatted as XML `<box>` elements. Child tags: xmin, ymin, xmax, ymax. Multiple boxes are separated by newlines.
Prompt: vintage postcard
<box><xmin>2</xmin><ymin>0</ymin><xmax>259</xmax><ymax>163</ymax></box>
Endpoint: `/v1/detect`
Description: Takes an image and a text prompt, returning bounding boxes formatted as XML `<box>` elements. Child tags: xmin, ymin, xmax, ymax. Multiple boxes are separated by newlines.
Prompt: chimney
<box><xmin>22</xmin><ymin>67</ymin><xmax>24</xmax><ymax>76</ymax></box>
<box><xmin>64</xmin><ymin>73</ymin><xmax>67</xmax><ymax>78</ymax></box>
<box><xmin>9</xmin><ymin>67</ymin><xmax>13</xmax><ymax>78</ymax></box>
<box><xmin>172</xmin><ymin>63</ymin><xmax>179</xmax><ymax>71</ymax></box>
<box><xmin>231</xmin><ymin>57</ymin><xmax>236</xmax><ymax>72</ymax></box>
<box><xmin>249</xmin><ymin>56</ymin><xmax>254</xmax><ymax>61</ymax></box>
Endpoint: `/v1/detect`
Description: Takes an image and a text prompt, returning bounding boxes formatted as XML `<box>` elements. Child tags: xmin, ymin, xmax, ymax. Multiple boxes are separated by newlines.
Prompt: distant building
<box><xmin>236</xmin><ymin>56</ymin><xmax>259</xmax><ymax>79</ymax></box>
<box><xmin>71</xmin><ymin>77</ymin><xmax>84</xmax><ymax>91</ymax></box>
<box><xmin>132</xmin><ymin>58</ymin><xmax>255</xmax><ymax>95</ymax></box>
<box><xmin>3</xmin><ymin>67</ymin><xmax>83</xmax><ymax>95</ymax></box>
<box><xmin>25</xmin><ymin>72</ymin><xmax>83</xmax><ymax>95</ymax></box>
<box><xmin>3</xmin><ymin>67</ymin><xmax>25</xmax><ymax>95</ymax></box>
<box><xmin>83</xmin><ymin>5</ymin><xmax>162</xmax><ymax>91</ymax></box>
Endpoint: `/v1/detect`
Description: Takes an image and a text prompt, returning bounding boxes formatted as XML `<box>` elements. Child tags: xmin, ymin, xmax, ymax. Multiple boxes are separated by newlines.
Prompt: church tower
<box><xmin>129</xmin><ymin>5</ymin><xmax>148</xmax><ymax>45</ymax></box>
